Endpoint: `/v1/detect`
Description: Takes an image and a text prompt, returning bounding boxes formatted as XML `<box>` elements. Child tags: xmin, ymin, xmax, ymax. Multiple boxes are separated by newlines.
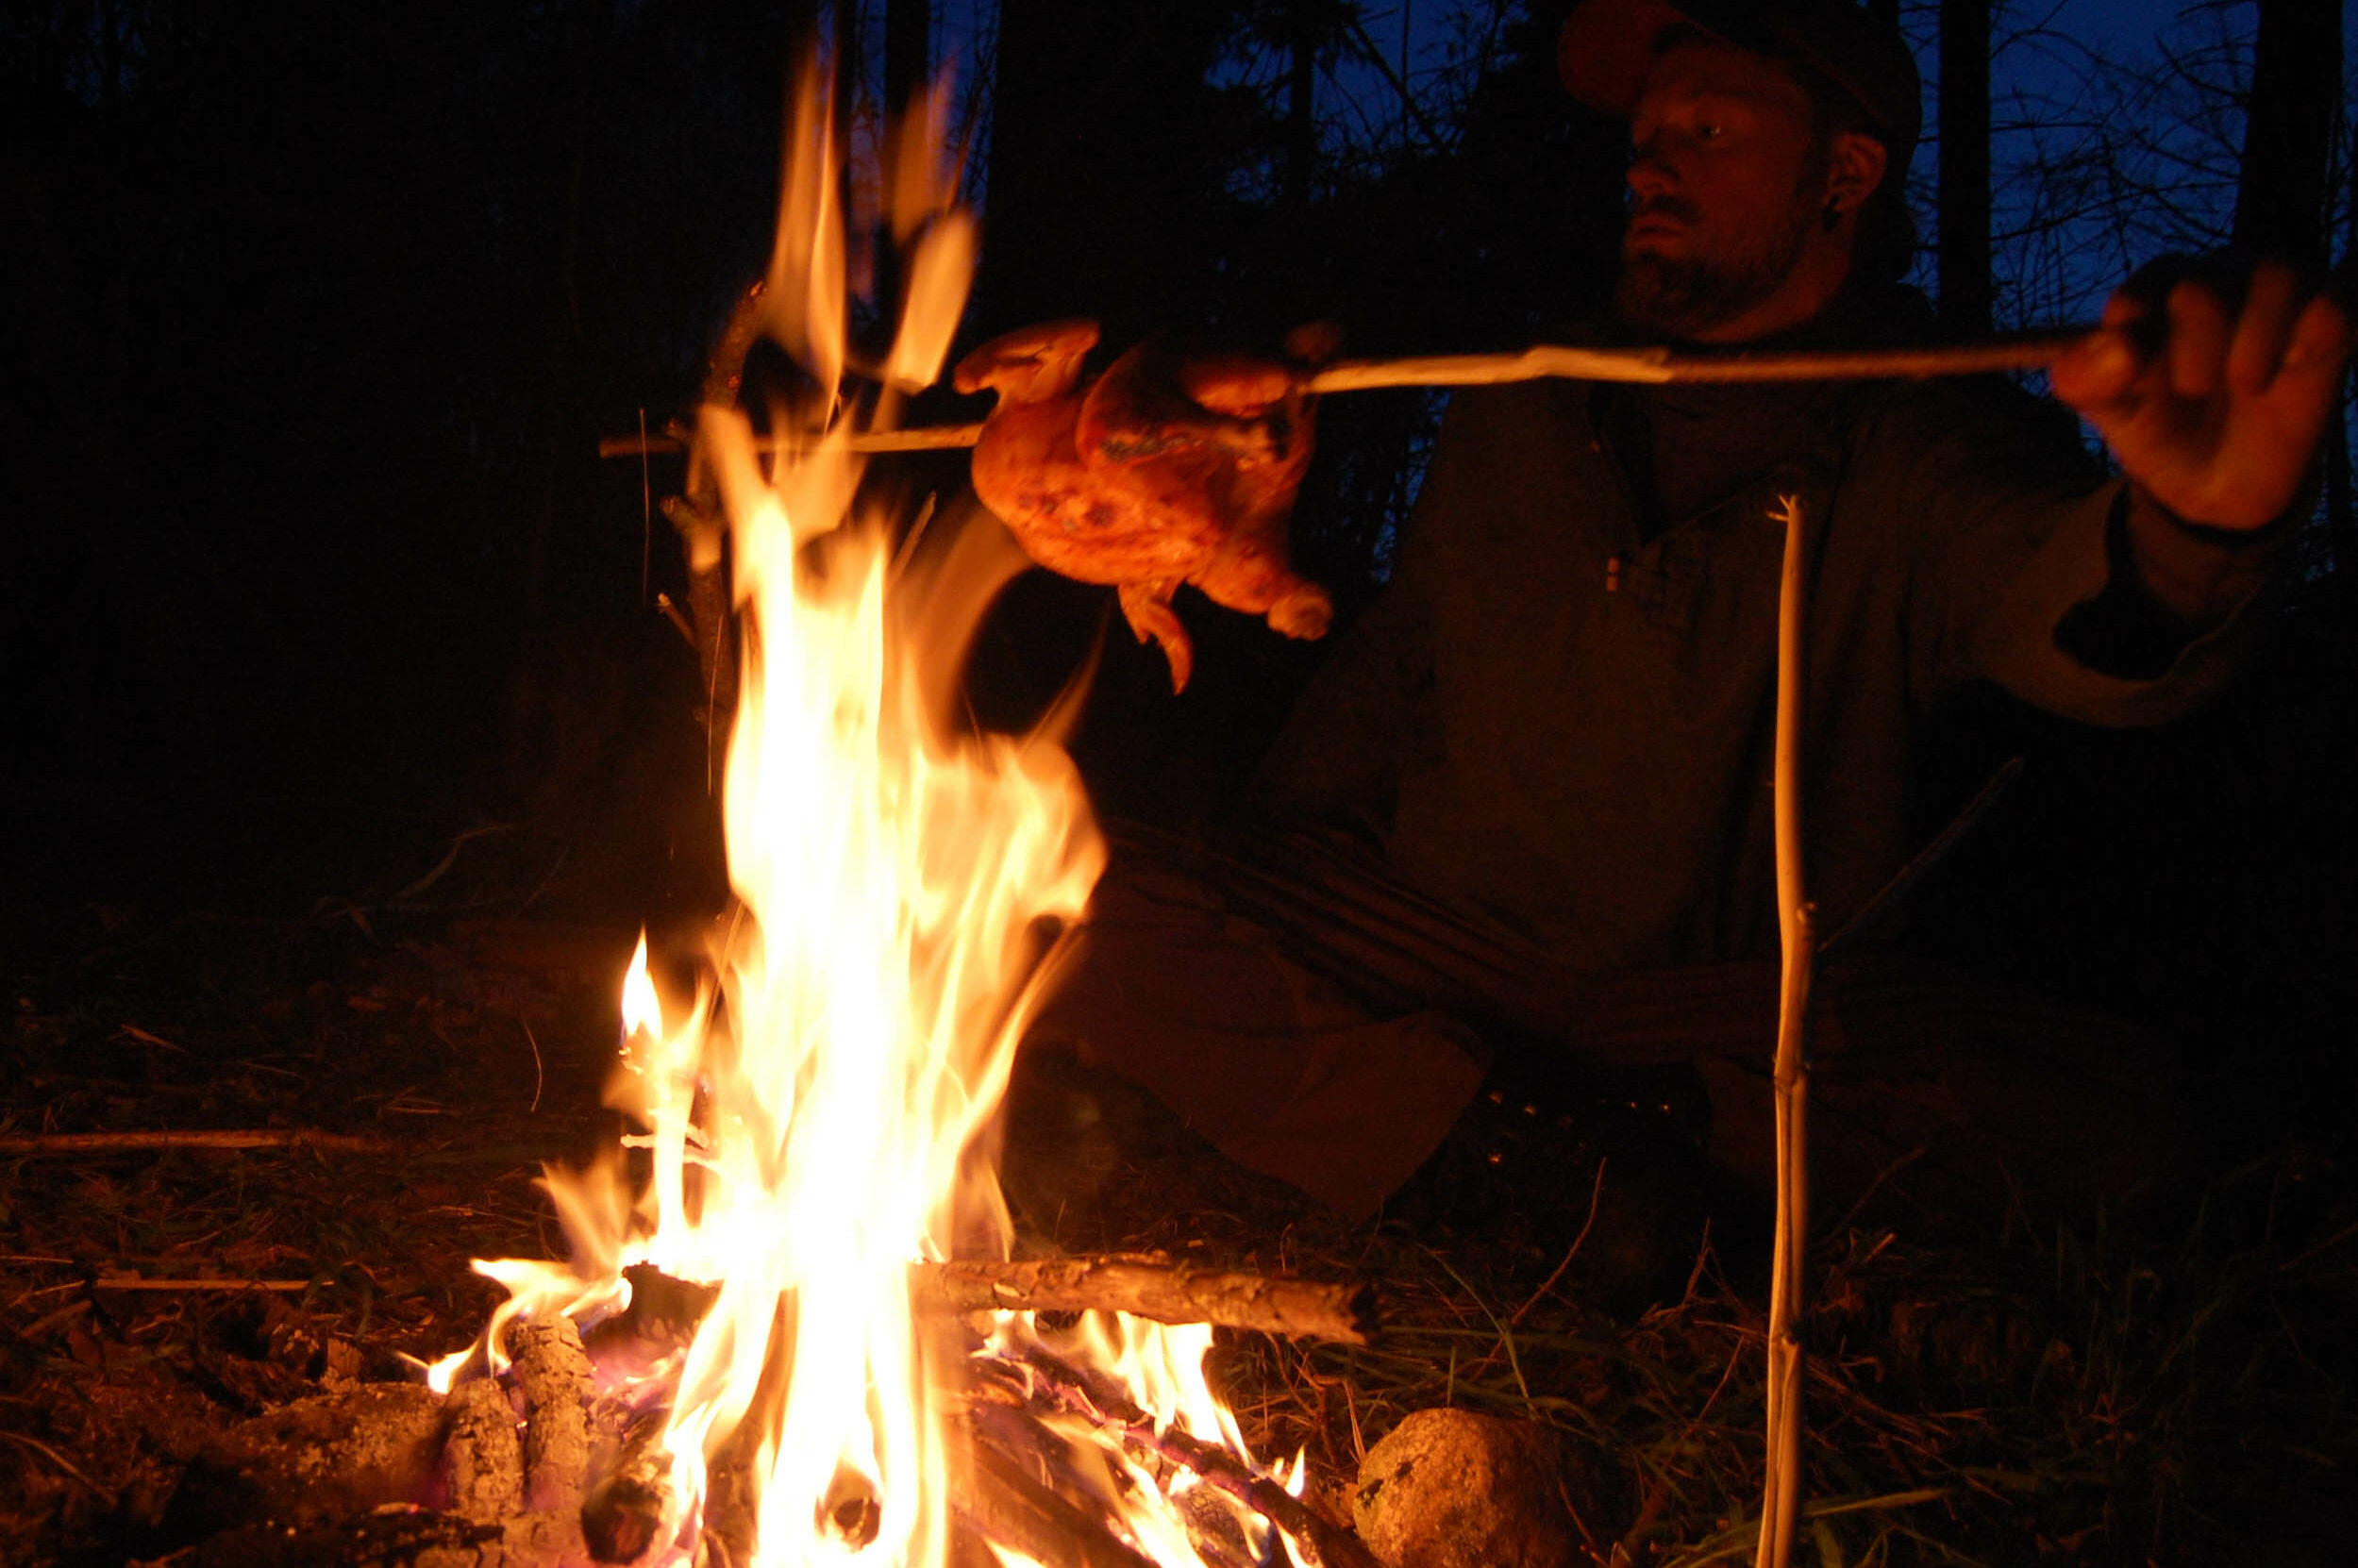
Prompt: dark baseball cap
<box><xmin>1559</xmin><ymin>0</ymin><xmax>1920</xmax><ymax>175</ymax></box>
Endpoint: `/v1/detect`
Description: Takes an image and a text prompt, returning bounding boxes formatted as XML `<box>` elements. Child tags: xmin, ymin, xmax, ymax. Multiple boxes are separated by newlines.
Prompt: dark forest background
<box><xmin>3</xmin><ymin>0</ymin><xmax>2353</xmax><ymax>1068</ymax></box>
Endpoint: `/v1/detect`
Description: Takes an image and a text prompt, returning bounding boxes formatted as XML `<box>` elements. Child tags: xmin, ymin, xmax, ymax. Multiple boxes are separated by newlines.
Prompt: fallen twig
<box><xmin>1510</xmin><ymin>1157</ymin><xmax>1610</xmax><ymax>1327</ymax></box>
<box><xmin>93</xmin><ymin>1276</ymin><xmax>312</xmax><ymax>1293</ymax></box>
<box><xmin>0</xmin><ymin>1429</ymin><xmax>109</xmax><ymax>1495</ymax></box>
<box><xmin>0</xmin><ymin>1129</ymin><xmax>395</xmax><ymax>1157</ymax></box>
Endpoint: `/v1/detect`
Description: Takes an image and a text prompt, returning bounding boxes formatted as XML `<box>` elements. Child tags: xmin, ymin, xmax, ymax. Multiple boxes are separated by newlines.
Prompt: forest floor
<box><xmin>3</xmin><ymin>884</ymin><xmax>2353</xmax><ymax>1567</ymax></box>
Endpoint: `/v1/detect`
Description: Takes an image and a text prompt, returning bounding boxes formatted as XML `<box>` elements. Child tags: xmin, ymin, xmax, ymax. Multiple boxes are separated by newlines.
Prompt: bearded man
<box><xmin>1026</xmin><ymin>0</ymin><xmax>2350</xmax><ymax>1246</ymax></box>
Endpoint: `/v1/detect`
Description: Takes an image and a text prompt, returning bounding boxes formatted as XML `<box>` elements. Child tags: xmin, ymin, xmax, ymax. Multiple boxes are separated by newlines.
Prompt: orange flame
<box><xmin>433</xmin><ymin>59</ymin><xmax>1302</xmax><ymax>1568</ymax></box>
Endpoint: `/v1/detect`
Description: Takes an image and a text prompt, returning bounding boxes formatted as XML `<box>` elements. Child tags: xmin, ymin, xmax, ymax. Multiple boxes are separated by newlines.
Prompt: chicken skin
<box><xmin>956</xmin><ymin>321</ymin><xmax>1336</xmax><ymax>692</ymax></box>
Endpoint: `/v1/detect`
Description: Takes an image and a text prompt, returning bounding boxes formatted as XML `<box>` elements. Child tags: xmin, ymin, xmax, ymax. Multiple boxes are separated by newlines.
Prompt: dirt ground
<box><xmin>4</xmin><ymin>892</ymin><xmax>2354</xmax><ymax>1567</ymax></box>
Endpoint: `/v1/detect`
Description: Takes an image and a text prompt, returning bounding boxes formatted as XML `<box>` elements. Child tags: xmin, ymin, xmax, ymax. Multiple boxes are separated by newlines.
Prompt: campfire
<box><xmin>389</xmin><ymin>64</ymin><xmax>1363</xmax><ymax>1568</ymax></box>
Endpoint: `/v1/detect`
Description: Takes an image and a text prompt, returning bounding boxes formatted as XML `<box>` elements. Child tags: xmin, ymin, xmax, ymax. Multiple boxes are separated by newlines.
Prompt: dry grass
<box><xmin>4</xmin><ymin>903</ymin><xmax>2351</xmax><ymax>1567</ymax></box>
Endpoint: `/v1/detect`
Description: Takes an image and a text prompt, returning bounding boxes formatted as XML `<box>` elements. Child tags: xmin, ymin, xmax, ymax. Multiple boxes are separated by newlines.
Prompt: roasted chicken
<box><xmin>955</xmin><ymin>321</ymin><xmax>1337</xmax><ymax>692</ymax></box>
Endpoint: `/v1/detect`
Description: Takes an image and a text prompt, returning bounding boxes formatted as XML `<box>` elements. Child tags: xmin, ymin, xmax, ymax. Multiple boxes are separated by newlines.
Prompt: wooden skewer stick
<box><xmin>1305</xmin><ymin>329</ymin><xmax>2090</xmax><ymax>392</ymax></box>
<box><xmin>598</xmin><ymin>423</ymin><xmax>986</xmax><ymax>459</ymax></box>
<box><xmin>594</xmin><ymin>329</ymin><xmax>2093</xmax><ymax>459</ymax></box>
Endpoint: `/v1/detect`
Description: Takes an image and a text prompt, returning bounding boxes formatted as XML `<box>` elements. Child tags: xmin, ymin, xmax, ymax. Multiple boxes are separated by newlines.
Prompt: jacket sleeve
<box><xmin>1876</xmin><ymin>381</ymin><xmax>2267</xmax><ymax>726</ymax></box>
<box><xmin>1233</xmin><ymin>396</ymin><xmax>1467</xmax><ymax>840</ymax></box>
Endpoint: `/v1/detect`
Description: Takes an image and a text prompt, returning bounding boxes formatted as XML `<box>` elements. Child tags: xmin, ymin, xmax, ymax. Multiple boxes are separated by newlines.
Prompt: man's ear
<box><xmin>1826</xmin><ymin>130</ymin><xmax>1888</xmax><ymax>215</ymax></box>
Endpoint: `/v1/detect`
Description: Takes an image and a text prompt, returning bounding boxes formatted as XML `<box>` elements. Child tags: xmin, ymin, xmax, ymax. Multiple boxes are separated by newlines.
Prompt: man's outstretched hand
<box><xmin>2051</xmin><ymin>256</ymin><xmax>2352</xmax><ymax>532</ymax></box>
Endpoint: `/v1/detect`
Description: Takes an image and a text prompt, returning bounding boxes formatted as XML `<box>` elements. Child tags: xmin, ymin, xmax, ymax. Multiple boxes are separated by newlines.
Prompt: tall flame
<box><xmin>435</xmin><ymin>59</ymin><xmax>1297</xmax><ymax>1568</ymax></box>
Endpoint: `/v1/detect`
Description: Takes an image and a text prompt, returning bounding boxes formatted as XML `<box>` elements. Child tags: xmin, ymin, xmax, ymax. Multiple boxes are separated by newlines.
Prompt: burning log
<box><xmin>953</xmin><ymin>1415</ymin><xmax>1167</xmax><ymax>1568</ymax></box>
<box><xmin>441</xmin><ymin>1376</ymin><xmax>524</xmax><ymax>1522</ymax></box>
<box><xmin>510</xmin><ymin>1316</ymin><xmax>594</xmax><ymax>1513</ymax></box>
<box><xmin>915</xmin><ymin>1256</ymin><xmax>1377</xmax><ymax>1345</ymax></box>
<box><xmin>577</xmin><ymin>1412</ymin><xmax>673</xmax><ymax>1565</ymax></box>
<box><xmin>998</xmin><ymin>1346</ymin><xmax>1385</xmax><ymax>1568</ymax></box>
<box><xmin>594</xmin><ymin>1256</ymin><xmax>1374</xmax><ymax>1354</ymax></box>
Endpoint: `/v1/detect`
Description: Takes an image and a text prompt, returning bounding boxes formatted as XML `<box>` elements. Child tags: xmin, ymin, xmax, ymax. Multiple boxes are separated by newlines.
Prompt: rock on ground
<box><xmin>1349</xmin><ymin>1407</ymin><xmax>1614</xmax><ymax>1568</ymax></box>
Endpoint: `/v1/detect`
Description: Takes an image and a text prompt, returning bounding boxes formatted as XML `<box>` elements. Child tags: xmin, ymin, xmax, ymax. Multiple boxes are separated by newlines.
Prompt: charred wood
<box><xmin>509</xmin><ymin>1317</ymin><xmax>594</xmax><ymax>1514</ymax></box>
<box><xmin>954</xmin><ymin>1411</ymin><xmax>1166</xmax><ymax>1568</ymax></box>
<box><xmin>578</xmin><ymin>1408</ymin><xmax>674</xmax><ymax>1565</ymax></box>
<box><xmin>441</xmin><ymin>1376</ymin><xmax>525</xmax><ymax>1524</ymax></box>
<box><xmin>1007</xmin><ymin>1346</ymin><xmax>1384</xmax><ymax>1568</ymax></box>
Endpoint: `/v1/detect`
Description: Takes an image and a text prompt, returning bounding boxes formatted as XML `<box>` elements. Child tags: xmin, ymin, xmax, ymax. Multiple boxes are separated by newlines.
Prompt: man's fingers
<box><xmin>2225</xmin><ymin>261</ymin><xmax>2303</xmax><ymax>395</ymax></box>
<box><xmin>2049</xmin><ymin>329</ymin><xmax>2135</xmax><ymax>409</ymax></box>
<box><xmin>2165</xmin><ymin>278</ymin><xmax>2231</xmax><ymax>401</ymax></box>
<box><xmin>2052</xmin><ymin>292</ymin><xmax>2152</xmax><ymax>409</ymax></box>
<box><xmin>2280</xmin><ymin>289</ymin><xmax>2356</xmax><ymax>383</ymax></box>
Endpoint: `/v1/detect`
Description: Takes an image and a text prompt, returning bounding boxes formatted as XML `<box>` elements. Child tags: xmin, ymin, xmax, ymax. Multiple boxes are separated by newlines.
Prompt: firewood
<box><xmin>915</xmin><ymin>1256</ymin><xmax>1377</xmax><ymax>1344</ymax></box>
<box><xmin>602</xmin><ymin>1256</ymin><xmax>1374</xmax><ymax>1346</ymax></box>
<box><xmin>1005</xmin><ymin>1343</ymin><xmax>1386</xmax><ymax>1568</ymax></box>
<box><xmin>510</xmin><ymin>1316</ymin><xmax>594</xmax><ymax>1514</ymax></box>
<box><xmin>579</xmin><ymin>1412</ymin><xmax>673</xmax><ymax>1567</ymax></box>
<box><xmin>954</xmin><ymin>1417</ymin><xmax>1167</xmax><ymax>1568</ymax></box>
<box><xmin>441</xmin><ymin>1376</ymin><xmax>525</xmax><ymax>1524</ymax></box>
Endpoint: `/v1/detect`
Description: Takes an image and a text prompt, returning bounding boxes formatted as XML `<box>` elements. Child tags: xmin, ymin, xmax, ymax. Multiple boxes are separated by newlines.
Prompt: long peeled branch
<box><xmin>596</xmin><ymin>330</ymin><xmax>2092</xmax><ymax>459</ymax></box>
<box><xmin>1304</xmin><ymin>329</ymin><xmax>2090</xmax><ymax>392</ymax></box>
<box><xmin>1754</xmin><ymin>492</ymin><xmax>1818</xmax><ymax>1568</ymax></box>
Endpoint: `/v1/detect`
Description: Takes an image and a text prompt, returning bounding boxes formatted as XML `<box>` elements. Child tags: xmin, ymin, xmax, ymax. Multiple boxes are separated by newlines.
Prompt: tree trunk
<box><xmin>2233</xmin><ymin>0</ymin><xmax>2342</xmax><ymax>261</ymax></box>
<box><xmin>1937</xmin><ymin>0</ymin><xmax>1991</xmax><ymax>334</ymax></box>
<box><xmin>1287</xmin><ymin>1</ymin><xmax>1318</xmax><ymax>211</ymax></box>
<box><xmin>2233</xmin><ymin>0</ymin><xmax>2345</xmax><ymax>584</ymax></box>
<box><xmin>2330</xmin><ymin>115</ymin><xmax>2356</xmax><ymax>584</ymax></box>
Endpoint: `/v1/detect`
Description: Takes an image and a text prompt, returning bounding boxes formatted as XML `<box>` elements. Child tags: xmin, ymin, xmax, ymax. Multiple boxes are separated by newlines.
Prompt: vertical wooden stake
<box><xmin>1754</xmin><ymin>492</ymin><xmax>1815</xmax><ymax>1568</ymax></box>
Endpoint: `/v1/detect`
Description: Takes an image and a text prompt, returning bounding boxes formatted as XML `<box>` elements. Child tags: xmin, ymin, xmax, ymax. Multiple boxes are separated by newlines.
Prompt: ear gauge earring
<box><xmin>1822</xmin><ymin>200</ymin><xmax>1842</xmax><ymax>233</ymax></box>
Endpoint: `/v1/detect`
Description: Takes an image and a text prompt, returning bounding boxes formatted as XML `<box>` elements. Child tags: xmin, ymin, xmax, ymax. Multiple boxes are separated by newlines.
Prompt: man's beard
<box><xmin>1614</xmin><ymin>190</ymin><xmax>1818</xmax><ymax>339</ymax></box>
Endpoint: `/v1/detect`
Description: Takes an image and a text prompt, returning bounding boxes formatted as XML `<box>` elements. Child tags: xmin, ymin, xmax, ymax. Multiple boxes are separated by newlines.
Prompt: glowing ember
<box><xmin>428</xmin><ymin>59</ymin><xmax>1309</xmax><ymax>1568</ymax></box>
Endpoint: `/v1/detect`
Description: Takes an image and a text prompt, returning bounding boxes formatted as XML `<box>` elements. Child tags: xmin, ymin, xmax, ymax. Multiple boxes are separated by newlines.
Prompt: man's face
<box><xmin>1614</xmin><ymin>35</ymin><xmax>1830</xmax><ymax>337</ymax></box>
